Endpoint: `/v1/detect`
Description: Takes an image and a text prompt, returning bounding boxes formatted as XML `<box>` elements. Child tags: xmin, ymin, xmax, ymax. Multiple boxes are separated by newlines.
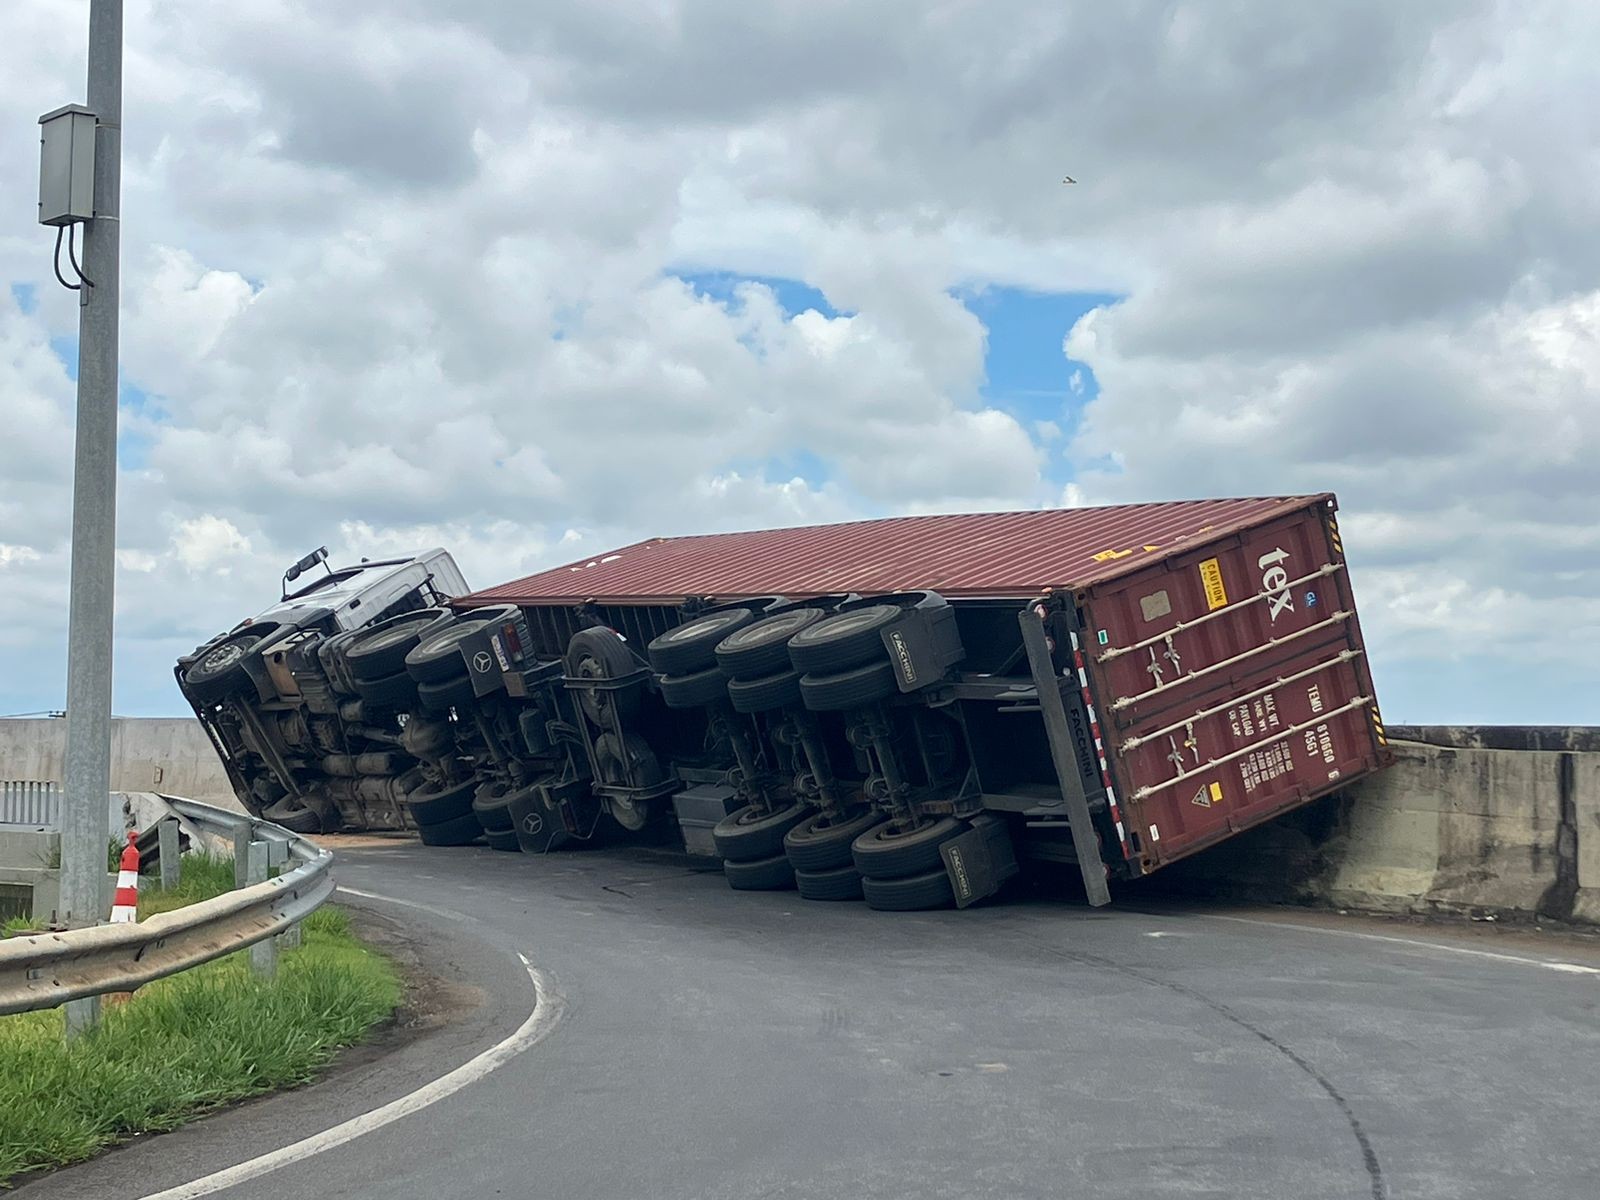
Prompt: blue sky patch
<box><xmin>961</xmin><ymin>286</ymin><xmax>1114</xmax><ymax>426</ymax></box>
<box><xmin>677</xmin><ymin>271</ymin><xmax>841</xmax><ymax>320</ymax></box>
<box><xmin>10</xmin><ymin>282</ymin><xmax>38</xmax><ymax>315</ymax></box>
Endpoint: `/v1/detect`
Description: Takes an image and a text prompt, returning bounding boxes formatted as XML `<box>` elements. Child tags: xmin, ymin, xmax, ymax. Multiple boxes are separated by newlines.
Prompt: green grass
<box><xmin>0</xmin><ymin>857</ymin><xmax>401</xmax><ymax>1185</ymax></box>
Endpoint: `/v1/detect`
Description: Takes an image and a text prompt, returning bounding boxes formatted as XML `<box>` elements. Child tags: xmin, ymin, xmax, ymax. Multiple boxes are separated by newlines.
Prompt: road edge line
<box><xmin>137</xmin><ymin>894</ymin><xmax>566</xmax><ymax>1200</ymax></box>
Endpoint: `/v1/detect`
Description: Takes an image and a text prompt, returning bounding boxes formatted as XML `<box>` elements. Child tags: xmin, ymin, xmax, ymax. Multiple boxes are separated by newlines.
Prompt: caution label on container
<box><xmin>1199</xmin><ymin>557</ymin><xmax>1228</xmax><ymax>610</ymax></box>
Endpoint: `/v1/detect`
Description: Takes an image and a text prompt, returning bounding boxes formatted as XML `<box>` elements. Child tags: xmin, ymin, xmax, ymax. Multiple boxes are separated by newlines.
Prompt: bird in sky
<box><xmin>1061</xmin><ymin>175</ymin><xmax>1076</xmax><ymax>184</ymax></box>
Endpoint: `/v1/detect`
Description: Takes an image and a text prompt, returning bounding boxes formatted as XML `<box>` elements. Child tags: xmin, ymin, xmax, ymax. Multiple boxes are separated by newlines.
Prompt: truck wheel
<box><xmin>714</xmin><ymin>609</ymin><xmax>826</xmax><ymax>679</ymax></box>
<box><xmin>565</xmin><ymin>628</ymin><xmax>642</xmax><ymax>722</ymax></box>
<box><xmin>416</xmin><ymin>811</ymin><xmax>484</xmax><ymax>847</ymax></box>
<box><xmin>417</xmin><ymin>673</ymin><xmax>477</xmax><ymax>714</ymax></box>
<box><xmin>593</xmin><ymin>731</ymin><xmax>667</xmax><ymax>793</ymax></box>
<box><xmin>862</xmin><ymin>866</ymin><xmax>954</xmax><ymax>911</ymax></box>
<box><xmin>724</xmin><ymin>852</ymin><xmax>795</xmax><ymax>891</ymax></box>
<box><xmin>317</xmin><ymin>629</ymin><xmax>363</xmax><ymax>696</ymax></box>
<box><xmin>405</xmin><ymin>777</ymin><xmax>477</xmax><ymax>824</ymax></box>
<box><xmin>799</xmin><ymin>660</ymin><xmax>897</xmax><ymax>712</ymax></box>
<box><xmin>852</xmin><ymin>816</ymin><xmax>966</xmax><ymax>879</ymax></box>
<box><xmin>184</xmin><ymin>629</ymin><xmax>268</xmax><ymax>704</ymax></box>
<box><xmin>658</xmin><ymin>665</ymin><xmax>729</xmax><ymax>709</ymax></box>
<box><xmin>713</xmin><ymin>802</ymin><xmax>812</xmax><ymax>860</ymax></box>
<box><xmin>344</xmin><ymin>609</ymin><xmax>454</xmax><ymax>681</ymax></box>
<box><xmin>795</xmin><ymin>864</ymin><xmax>864</xmax><ymax>901</ymax></box>
<box><xmin>646</xmin><ymin>609</ymin><xmax>756</xmax><ymax>675</ymax></box>
<box><xmin>263</xmin><ymin>795</ymin><xmax>324</xmax><ymax>834</ymax></box>
<box><xmin>354</xmin><ymin>668</ymin><xmax>419</xmax><ymax>708</ymax></box>
<box><xmin>484</xmin><ymin>828</ymin><xmax>521</xmax><ymax>852</ymax></box>
<box><xmin>472</xmin><ymin>781</ymin><xmax>516</xmax><ymax>832</ymax></box>
<box><xmin>405</xmin><ymin>619</ymin><xmax>491</xmax><ymax>684</ymax></box>
<box><xmin>787</xmin><ymin>605</ymin><xmax>899</xmax><ymax>675</ymax></box>
<box><xmin>783</xmin><ymin>808</ymin><xmax>886</xmax><ymax>871</ymax></box>
<box><xmin>726</xmin><ymin>668</ymin><xmax>802</xmax><ymax>713</ymax></box>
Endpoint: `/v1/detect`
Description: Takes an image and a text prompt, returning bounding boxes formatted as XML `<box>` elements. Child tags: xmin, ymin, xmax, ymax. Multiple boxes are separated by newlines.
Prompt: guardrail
<box><xmin>0</xmin><ymin>779</ymin><xmax>63</xmax><ymax>826</ymax></box>
<box><xmin>0</xmin><ymin>796</ymin><xmax>333</xmax><ymax>1015</ymax></box>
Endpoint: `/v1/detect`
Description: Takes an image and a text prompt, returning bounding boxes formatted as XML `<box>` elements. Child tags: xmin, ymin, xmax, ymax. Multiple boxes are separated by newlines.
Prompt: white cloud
<box><xmin>0</xmin><ymin>1</ymin><xmax>1594</xmax><ymax>722</ymax></box>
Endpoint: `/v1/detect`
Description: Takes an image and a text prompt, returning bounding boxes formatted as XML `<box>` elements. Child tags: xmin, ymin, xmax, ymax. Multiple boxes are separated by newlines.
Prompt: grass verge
<box><xmin>0</xmin><ymin>854</ymin><xmax>401</xmax><ymax>1185</ymax></box>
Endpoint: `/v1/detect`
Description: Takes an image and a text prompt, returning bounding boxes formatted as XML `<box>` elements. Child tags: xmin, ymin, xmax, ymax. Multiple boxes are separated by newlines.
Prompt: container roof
<box><xmin>463</xmin><ymin>494</ymin><xmax>1330</xmax><ymax>607</ymax></box>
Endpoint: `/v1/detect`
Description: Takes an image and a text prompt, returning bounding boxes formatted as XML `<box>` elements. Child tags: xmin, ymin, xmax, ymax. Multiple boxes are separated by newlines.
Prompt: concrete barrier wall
<box><xmin>1147</xmin><ymin>726</ymin><xmax>1600</xmax><ymax>925</ymax></box>
<box><xmin>0</xmin><ymin>718</ymin><xmax>238</xmax><ymax>806</ymax></box>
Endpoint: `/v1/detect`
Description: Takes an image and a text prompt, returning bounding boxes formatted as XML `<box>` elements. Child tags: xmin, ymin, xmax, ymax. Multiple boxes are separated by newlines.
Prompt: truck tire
<box><xmin>405</xmin><ymin>777</ymin><xmax>476</xmax><ymax>824</ymax></box>
<box><xmin>565</xmin><ymin>627</ymin><xmax>642</xmax><ymax>722</ymax></box>
<box><xmin>862</xmin><ymin>866</ymin><xmax>955</xmax><ymax>911</ymax></box>
<box><xmin>795</xmin><ymin>864</ymin><xmax>864</xmax><ymax>901</ymax></box>
<box><xmin>484</xmin><ymin>828</ymin><xmax>522</xmax><ymax>852</ymax></box>
<box><xmin>263</xmin><ymin>795</ymin><xmax>324</xmax><ymax>834</ymax></box>
<box><xmin>417</xmin><ymin>673</ymin><xmax>477</xmax><ymax>714</ymax></box>
<box><xmin>724</xmin><ymin>852</ymin><xmax>795</xmax><ymax>891</ymax></box>
<box><xmin>658</xmin><ymin>665</ymin><xmax>729</xmax><ymax>709</ymax></box>
<box><xmin>354</xmin><ymin>668</ymin><xmax>419</xmax><ymax>708</ymax></box>
<box><xmin>726</xmin><ymin>668</ymin><xmax>802</xmax><ymax>713</ymax></box>
<box><xmin>472</xmin><ymin>781</ymin><xmax>515</xmax><ymax>832</ymax></box>
<box><xmin>646</xmin><ymin>609</ymin><xmax>756</xmax><ymax>675</ymax></box>
<box><xmin>405</xmin><ymin>619</ymin><xmax>491</xmax><ymax>684</ymax></box>
<box><xmin>786</xmin><ymin>605</ymin><xmax>899</xmax><ymax>675</ymax></box>
<box><xmin>783</xmin><ymin>808</ymin><xmax>886</xmax><ymax>871</ymax></box>
<box><xmin>852</xmin><ymin>816</ymin><xmax>966</xmax><ymax>879</ymax></box>
<box><xmin>317</xmin><ymin>629</ymin><xmax>363</xmax><ymax>697</ymax></box>
<box><xmin>714</xmin><ymin>609</ymin><xmax>825</xmax><ymax>679</ymax></box>
<box><xmin>344</xmin><ymin>609</ymin><xmax>453</xmax><ymax>681</ymax></box>
<box><xmin>713</xmin><ymin>802</ymin><xmax>812</xmax><ymax>861</ymax></box>
<box><xmin>184</xmin><ymin>629</ymin><xmax>269</xmax><ymax>704</ymax></box>
<box><xmin>416</xmin><ymin>811</ymin><xmax>483</xmax><ymax>847</ymax></box>
<box><xmin>799</xmin><ymin>660</ymin><xmax>897</xmax><ymax>711</ymax></box>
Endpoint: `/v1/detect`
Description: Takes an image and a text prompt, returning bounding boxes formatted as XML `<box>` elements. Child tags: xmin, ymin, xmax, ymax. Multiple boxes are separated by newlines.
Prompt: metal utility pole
<box><xmin>59</xmin><ymin>0</ymin><xmax>123</xmax><ymax>1038</ymax></box>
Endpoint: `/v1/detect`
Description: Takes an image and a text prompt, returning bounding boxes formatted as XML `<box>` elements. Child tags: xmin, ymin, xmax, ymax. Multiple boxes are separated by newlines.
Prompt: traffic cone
<box><xmin>110</xmin><ymin>829</ymin><xmax>139</xmax><ymax>924</ymax></box>
<box><xmin>102</xmin><ymin>830</ymin><xmax>141</xmax><ymax>1008</ymax></box>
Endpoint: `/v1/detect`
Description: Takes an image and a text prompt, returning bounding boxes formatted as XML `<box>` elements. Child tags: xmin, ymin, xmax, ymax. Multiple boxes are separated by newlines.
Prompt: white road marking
<box><xmin>139</xmin><ymin>899</ymin><xmax>566</xmax><ymax>1200</ymax></box>
<box><xmin>1199</xmin><ymin>912</ymin><xmax>1600</xmax><ymax>976</ymax></box>
<box><xmin>335</xmin><ymin>884</ymin><xmax>471</xmax><ymax>924</ymax></box>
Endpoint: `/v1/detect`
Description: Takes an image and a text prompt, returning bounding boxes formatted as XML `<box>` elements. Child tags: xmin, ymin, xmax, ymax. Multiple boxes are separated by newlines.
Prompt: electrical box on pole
<box><xmin>38</xmin><ymin>104</ymin><xmax>97</xmax><ymax>226</ymax></box>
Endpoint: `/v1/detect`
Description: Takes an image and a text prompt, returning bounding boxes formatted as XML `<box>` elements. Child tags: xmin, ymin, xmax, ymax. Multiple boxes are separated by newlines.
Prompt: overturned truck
<box><xmin>177</xmin><ymin>494</ymin><xmax>1390</xmax><ymax>910</ymax></box>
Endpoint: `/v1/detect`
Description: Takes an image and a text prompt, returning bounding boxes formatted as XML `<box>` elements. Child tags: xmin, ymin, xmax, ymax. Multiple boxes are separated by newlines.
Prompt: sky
<box><xmin>1</xmin><ymin>1</ymin><xmax>1597</xmax><ymax>724</ymax></box>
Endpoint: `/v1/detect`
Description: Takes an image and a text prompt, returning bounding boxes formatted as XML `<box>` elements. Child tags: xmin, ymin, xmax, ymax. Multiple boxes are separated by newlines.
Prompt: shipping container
<box><xmin>177</xmin><ymin>493</ymin><xmax>1390</xmax><ymax>911</ymax></box>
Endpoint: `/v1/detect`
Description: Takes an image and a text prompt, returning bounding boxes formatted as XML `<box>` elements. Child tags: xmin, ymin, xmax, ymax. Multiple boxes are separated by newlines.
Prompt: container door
<box><xmin>1082</xmin><ymin>502</ymin><xmax>1387</xmax><ymax>870</ymax></box>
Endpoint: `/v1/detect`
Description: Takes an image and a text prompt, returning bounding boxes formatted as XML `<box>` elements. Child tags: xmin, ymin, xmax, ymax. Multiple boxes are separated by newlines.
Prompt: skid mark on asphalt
<box><xmin>138</xmin><ymin>896</ymin><xmax>567</xmax><ymax>1200</ymax></box>
<box><xmin>1036</xmin><ymin>941</ymin><xmax>1387</xmax><ymax>1200</ymax></box>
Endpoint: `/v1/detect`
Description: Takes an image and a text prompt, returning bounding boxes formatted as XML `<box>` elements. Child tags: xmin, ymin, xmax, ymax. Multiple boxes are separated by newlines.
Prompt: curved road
<box><xmin>37</xmin><ymin>841</ymin><xmax>1600</xmax><ymax>1200</ymax></box>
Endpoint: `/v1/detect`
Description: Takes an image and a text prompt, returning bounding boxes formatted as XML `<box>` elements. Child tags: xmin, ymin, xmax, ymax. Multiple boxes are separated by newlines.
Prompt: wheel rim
<box><xmin>722</xmin><ymin>609</ymin><xmax>821</xmax><ymax>649</ymax></box>
<box><xmin>797</xmin><ymin>606</ymin><xmax>897</xmax><ymax>644</ymax></box>
<box><xmin>607</xmin><ymin>796</ymin><xmax>650</xmax><ymax>831</ymax></box>
<box><xmin>198</xmin><ymin>637</ymin><xmax>253</xmax><ymax>675</ymax></box>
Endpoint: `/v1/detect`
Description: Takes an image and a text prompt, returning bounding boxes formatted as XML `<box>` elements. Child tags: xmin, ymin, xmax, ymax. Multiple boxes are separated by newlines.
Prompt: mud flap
<box><xmin>940</xmin><ymin>814</ymin><xmax>1019</xmax><ymax>908</ymax></box>
<box><xmin>510</xmin><ymin>780</ymin><xmax>596</xmax><ymax>853</ymax></box>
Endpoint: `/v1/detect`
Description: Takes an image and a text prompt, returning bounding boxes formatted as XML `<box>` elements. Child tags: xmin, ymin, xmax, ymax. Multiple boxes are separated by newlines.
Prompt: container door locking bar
<box><xmin>1019</xmin><ymin>608</ymin><xmax>1112</xmax><ymax>907</ymax></box>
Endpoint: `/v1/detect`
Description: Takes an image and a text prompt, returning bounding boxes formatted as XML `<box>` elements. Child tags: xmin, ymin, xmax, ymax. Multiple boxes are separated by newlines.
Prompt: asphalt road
<box><xmin>35</xmin><ymin>841</ymin><xmax>1600</xmax><ymax>1200</ymax></box>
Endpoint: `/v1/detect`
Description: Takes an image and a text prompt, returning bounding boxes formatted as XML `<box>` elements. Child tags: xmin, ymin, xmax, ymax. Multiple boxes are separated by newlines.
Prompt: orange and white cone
<box><xmin>110</xmin><ymin>830</ymin><xmax>139</xmax><ymax>924</ymax></box>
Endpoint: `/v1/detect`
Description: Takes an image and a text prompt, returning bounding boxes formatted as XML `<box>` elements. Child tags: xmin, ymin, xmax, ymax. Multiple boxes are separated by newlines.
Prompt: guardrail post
<box><xmin>246</xmin><ymin>841</ymin><xmax>276</xmax><ymax>978</ymax></box>
<box><xmin>233</xmin><ymin>823</ymin><xmax>251</xmax><ymax>889</ymax></box>
<box><xmin>265</xmin><ymin>836</ymin><xmax>302</xmax><ymax>950</ymax></box>
<box><xmin>158</xmin><ymin>818</ymin><xmax>180</xmax><ymax>890</ymax></box>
